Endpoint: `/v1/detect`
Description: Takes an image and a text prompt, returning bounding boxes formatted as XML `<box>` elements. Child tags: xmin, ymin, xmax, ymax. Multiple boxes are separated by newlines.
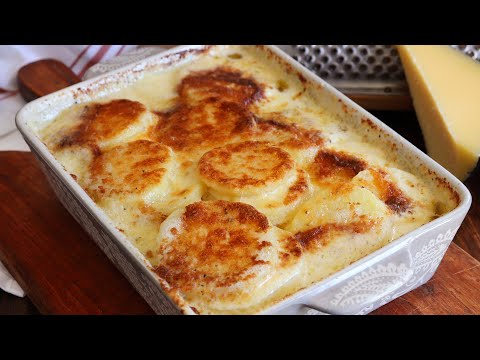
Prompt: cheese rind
<box><xmin>397</xmin><ymin>45</ymin><xmax>480</xmax><ymax>180</ymax></box>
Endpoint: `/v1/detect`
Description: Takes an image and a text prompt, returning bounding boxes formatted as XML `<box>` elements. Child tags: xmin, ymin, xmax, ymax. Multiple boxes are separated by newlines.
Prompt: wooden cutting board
<box><xmin>1</xmin><ymin>151</ymin><xmax>480</xmax><ymax>315</ymax></box>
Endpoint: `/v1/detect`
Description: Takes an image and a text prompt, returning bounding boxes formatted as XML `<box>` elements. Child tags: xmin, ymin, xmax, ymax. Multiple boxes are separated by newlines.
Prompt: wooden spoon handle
<box><xmin>17</xmin><ymin>59</ymin><xmax>81</xmax><ymax>102</ymax></box>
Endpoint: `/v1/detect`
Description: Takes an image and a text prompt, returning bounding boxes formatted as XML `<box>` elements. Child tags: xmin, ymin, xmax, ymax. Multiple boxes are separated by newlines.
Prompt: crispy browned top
<box><xmin>152</xmin><ymin>67</ymin><xmax>323</xmax><ymax>154</ymax></box>
<box><xmin>198</xmin><ymin>141</ymin><xmax>294</xmax><ymax>191</ymax></box>
<box><xmin>311</xmin><ymin>149</ymin><xmax>367</xmax><ymax>183</ymax></box>
<box><xmin>369</xmin><ymin>168</ymin><xmax>411</xmax><ymax>213</ymax></box>
<box><xmin>153</xmin><ymin>68</ymin><xmax>263</xmax><ymax>152</ymax></box>
<box><xmin>291</xmin><ymin>217</ymin><xmax>376</xmax><ymax>251</ymax></box>
<box><xmin>88</xmin><ymin>140</ymin><xmax>172</xmax><ymax>200</ymax></box>
<box><xmin>250</xmin><ymin>117</ymin><xmax>324</xmax><ymax>151</ymax></box>
<box><xmin>179</xmin><ymin>67</ymin><xmax>264</xmax><ymax>105</ymax></box>
<box><xmin>58</xmin><ymin>99</ymin><xmax>147</xmax><ymax>149</ymax></box>
<box><xmin>154</xmin><ymin>201</ymin><xmax>278</xmax><ymax>291</ymax></box>
<box><xmin>284</xmin><ymin>169</ymin><xmax>310</xmax><ymax>205</ymax></box>
<box><xmin>310</xmin><ymin>150</ymin><xmax>411</xmax><ymax>213</ymax></box>
<box><xmin>42</xmin><ymin>51</ymin><xmax>446</xmax><ymax>313</ymax></box>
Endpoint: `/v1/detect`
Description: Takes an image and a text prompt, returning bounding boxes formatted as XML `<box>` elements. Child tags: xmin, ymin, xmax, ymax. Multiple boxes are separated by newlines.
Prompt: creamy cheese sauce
<box><xmin>39</xmin><ymin>45</ymin><xmax>458</xmax><ymax>314</ymax></box>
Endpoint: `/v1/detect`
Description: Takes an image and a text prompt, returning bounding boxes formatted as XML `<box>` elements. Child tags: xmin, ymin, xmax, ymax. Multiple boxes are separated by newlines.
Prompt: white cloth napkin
<box><xmin>0</xmin><ymin>45</ymin><xmax>140</xmax><ymax>297</ymax></box>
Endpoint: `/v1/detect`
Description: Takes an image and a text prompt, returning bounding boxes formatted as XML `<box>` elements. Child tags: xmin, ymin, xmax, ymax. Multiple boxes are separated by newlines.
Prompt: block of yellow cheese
<box><xmin>397</xmin><ymin>45</ymin><xmax>480</xmax><ymax>180</ymax></box>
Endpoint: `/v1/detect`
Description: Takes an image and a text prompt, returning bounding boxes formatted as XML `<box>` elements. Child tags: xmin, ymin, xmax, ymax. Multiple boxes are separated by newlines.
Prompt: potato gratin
<box><xmin>40</xmin><ymin>46</ymin><xmax>458</xmax><ymax>314</ymax></box>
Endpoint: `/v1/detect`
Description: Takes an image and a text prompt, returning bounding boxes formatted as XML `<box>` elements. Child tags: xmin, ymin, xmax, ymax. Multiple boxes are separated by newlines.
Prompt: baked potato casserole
<box><xmin>39</xmin><ymin>45</ymin><xmax>459</xmax><ymax>314</ymax></box>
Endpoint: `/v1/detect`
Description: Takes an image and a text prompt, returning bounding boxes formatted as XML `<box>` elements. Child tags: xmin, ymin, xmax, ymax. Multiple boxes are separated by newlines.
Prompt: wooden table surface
<box><xmin>1</xmin><ymin>111</ymin><xmax>479</xmax><ymax>315</ymax></box>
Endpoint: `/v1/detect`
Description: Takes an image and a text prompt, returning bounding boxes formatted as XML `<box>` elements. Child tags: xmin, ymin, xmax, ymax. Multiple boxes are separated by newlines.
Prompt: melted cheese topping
<box><xmin>83</xmin><ymin>140</ymin><xmax>203</xmax><ymax>256</ymax></box>
<box><xmin>39</xmin><ymin>45</ymin><xmax>458</xmax><ymax>314</ymax></box>
<box><xmin>155</xmin><ymin>201</ymin><xmax>302</xmax><ymax>313</ymax></box>
<box><xmin>198</xmin><ymin>141</ymin><xmax>311</xmax><ymax>225</ymax></box>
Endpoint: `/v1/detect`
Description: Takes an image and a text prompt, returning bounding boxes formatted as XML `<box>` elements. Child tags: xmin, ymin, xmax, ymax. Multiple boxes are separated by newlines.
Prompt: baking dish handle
<box><xmin>302</xmin><ymin>303</ymin><xmax>334</xmax><ymax>315</ymax></box>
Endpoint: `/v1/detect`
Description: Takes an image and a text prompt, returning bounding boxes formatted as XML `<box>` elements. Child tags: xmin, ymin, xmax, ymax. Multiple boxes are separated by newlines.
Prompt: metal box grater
<box><xmin>278</xmin><ymin>45</ymin><xmax>480</xmax><ymax>99</ymax></box>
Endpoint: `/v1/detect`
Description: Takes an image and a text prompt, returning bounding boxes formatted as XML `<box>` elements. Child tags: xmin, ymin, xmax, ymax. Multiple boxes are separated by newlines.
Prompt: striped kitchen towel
<box><xmin>0</xmin><ymin>45</ymin><xmax>139</xmax><ymax>298</ymax></box>
<box><xmin>0</xmin><ymin>45</ymin><xmax>138</xmax><ymax>152</ymax></box>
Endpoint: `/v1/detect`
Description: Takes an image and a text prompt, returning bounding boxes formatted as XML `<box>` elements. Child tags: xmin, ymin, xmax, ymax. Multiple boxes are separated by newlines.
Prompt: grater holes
<box><xmin>284</xmin><ymin>45</ymin><xmax>480</xmax><ymax>91</ymax></box>
<box><xmin>287</xmin><ymin>45</ymin><xmax>405</xmax><ymax>83</ymax></box>
<box><xmin>382</xmin><ymin>56</ymin><xmax>391</xmax><ymax>64</ymax></box>
<box><xmin>455</xmin><ymin>45</ymin><xmax>480</xmax><ymax>60</ymax></box>
<box><xmin>472</xmin><ymin>46</ymin><xmax>480</xmax><ymax>60</ymax></box>
<box><xmin>298</xmin><ymin>45</ymin><xmax>308</xmax><ymax>54</ymax></box>
<box><xmin>388</xmin><ymin>64</ymin><xmax>399</xmax><ymax>73</ymax></box>
<box><xmin>381</xmin><ymin>72</ymin><xmax>390</xmax><ymax>80</ymax></box>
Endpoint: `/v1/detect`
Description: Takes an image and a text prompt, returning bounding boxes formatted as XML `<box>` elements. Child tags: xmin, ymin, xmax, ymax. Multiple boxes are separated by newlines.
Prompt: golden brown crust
<box><xmin>88</xmin><ymin>140</ymin><xmax>172</xmax><ymax>200</ymax></box>
<box><xmin>198</xmin><ymin>141</ymin><xmax>294</xmax><ymax>191</ymax></box>
<box><xmin>249</xmin><ymin>116</ymin><xmax>324</xmax><ymax>151</ymax></box>
<box><xmin>178</xmin><ymin>67</ymin><xmax>264</xmax><ymax>105</ymax></box>
<box><xmin>310</xmin><ymin>149</ymin><xmax>411</xmax><ymax>214</ymax></box>
<box><xmin>43</xmin><ymin>47</ymin><xmax>450</xmax><ymax>314</ymax></box>
<box><xmin>183</xmin><ymin>200</ymin><xmax>269</xmax><ymax>232</ymax></box>
<box><xmin>291</xmin><ymin>217</ymin><xmax>376</xmax><ymax>251</ymax></box>
<box><xmin>154</xmin><ymin>201</ymin><xmax>273</xmax><ymax>291</ymax></box>
<box><xmin>280</xmin><ymin>236</ymin><xmax>303</xmax><ymax>261</ymax></box>
<box><xmin>154</xmin><ymin>99</ymin><xmax>252</xmax><ymax>153</ymax></box>
<box><xmin>311</xmin><ymin>149</ymin><xmax>367</xmax><ymax>183</ymax></box>
<box><xmin>284</xmin><ymin>169</ymin><xmax>309</xmax><ymax>205</ymax></box>
<box><xmin>152</xmin><ymin>67</ymin><xmax>323</xmax><ymax>155</ymax></box>
<box><xmin>153</xmin><ymin>68</ymin><xmax>263</xmax><ymax>152</ymax></box>
<box><xmin>139</xmin><ymin>204</ymin><xmax>169</xmax><ymax>223</ymax></box>
<box><xmin>368</xmin><ymin>168</ymin><xmax>411</xmax><ymax>213</ymax></box>
<box><xmin>58</xmin><ymin>99</ymin><xmax>147</xmax><ymax>149</ymax></box>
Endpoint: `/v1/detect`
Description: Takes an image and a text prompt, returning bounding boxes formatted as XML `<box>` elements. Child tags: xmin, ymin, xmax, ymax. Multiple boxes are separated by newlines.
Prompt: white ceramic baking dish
<box><xmin>15</xmin><ymin>45</ymin><xmax>472</xmax><ymax>315</ymax></box>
